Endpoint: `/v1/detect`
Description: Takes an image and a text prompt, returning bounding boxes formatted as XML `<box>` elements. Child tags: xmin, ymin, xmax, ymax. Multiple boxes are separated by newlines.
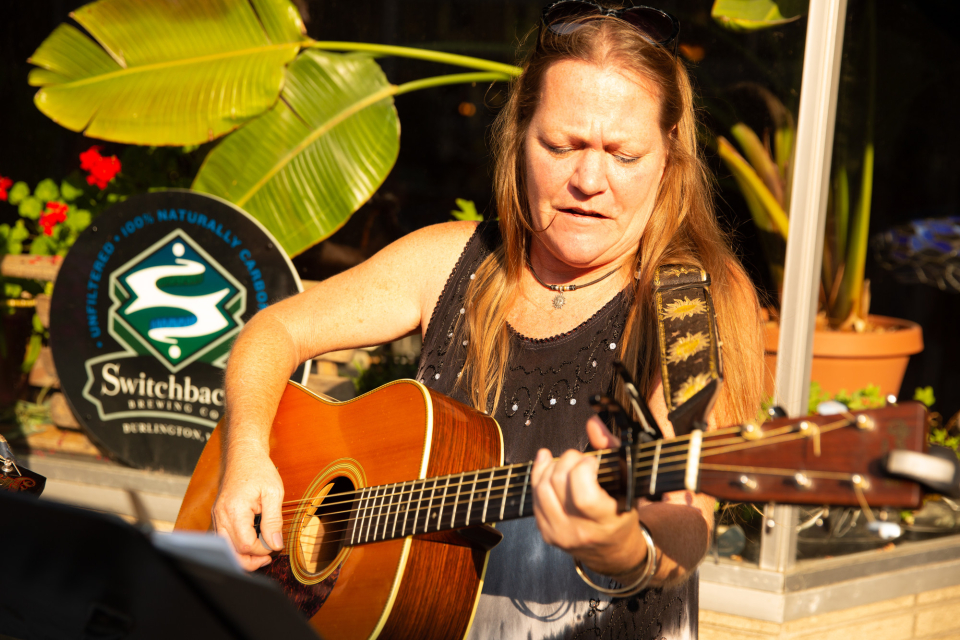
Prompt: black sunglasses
<box><xmin>539</xmin><ymin>1</ymin><xmax>680</xmax><ymax>56</ymax></box>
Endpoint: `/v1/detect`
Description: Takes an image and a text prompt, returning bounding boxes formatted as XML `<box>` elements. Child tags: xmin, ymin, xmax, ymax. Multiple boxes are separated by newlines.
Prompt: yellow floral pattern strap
<box><xmin>654</xmin><ymin>265</ymin><xmax>723</xmax><ymax>436</ymax></box>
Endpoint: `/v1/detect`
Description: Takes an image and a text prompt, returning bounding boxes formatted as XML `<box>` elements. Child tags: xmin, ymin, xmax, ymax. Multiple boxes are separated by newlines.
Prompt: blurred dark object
<box><xmin>796</xmin><ymin>506</ymin><xmax>903</xmax><ymax>558</ymax></box>
<box><xmin>0</xmin><ymin>304</ymin><xmax>33</xmax><ymax>411</ymax></box>
<box><xmin>903</xmin><ymin>496</ymin><xmax>960</xmax><ymax>541</ymax></box>
<box><xmin>874</xmin><ymin>217</ymin><xmax>960</xmax><ymax>293</ymax></box>
<box><xmin>0</xmin><ymin>491</ymin><xmax>321</xmax><ymax>639</ymax></box>
<box><xmin>715</xmin><ymin>524</ymin><xmax>747</xmax><ymax>558</ymax></box>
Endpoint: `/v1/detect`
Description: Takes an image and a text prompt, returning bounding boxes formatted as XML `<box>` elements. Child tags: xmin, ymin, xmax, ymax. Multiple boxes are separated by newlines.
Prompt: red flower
<box><xmin>79</xmin><ymin>146</ymin><xmax>102</xmax><ymax>171</ymax></box>
<box><xmin>79</xmin><ymin>146</ymin><xmax>121</xmax><ymax>189</ymax></box>
<box><xmin>40</xmin><ymin>201</ymin><xmax>68</xmax><ymax>236</ymax></box>
<box><xmin>0</xmin><ymin>176</ymin><xmax>12</xmax><ymax>201</ymax></box>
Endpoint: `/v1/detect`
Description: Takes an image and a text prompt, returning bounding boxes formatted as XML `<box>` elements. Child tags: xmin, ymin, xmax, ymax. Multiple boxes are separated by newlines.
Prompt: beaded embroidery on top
<box><xmin>417</xmin><ymin>221</ymin><xmax>629</xmax><ymax>455</ymax></box>
<box><xmin>416</xmin><ymin>222</ymin><xmax>697</xmax><ymax>640</ymax></box>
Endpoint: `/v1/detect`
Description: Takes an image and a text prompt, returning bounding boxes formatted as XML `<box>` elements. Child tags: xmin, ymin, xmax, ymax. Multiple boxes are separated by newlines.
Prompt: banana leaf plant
<box><xmin>26</xmin><ymin>0</ymin><xmax>521</xmax><ymax>257</ymax></box>
<box><xmin>712</xmin><ymin>0</ymin><xmax>876</xmax><ymax>330</ymax></box>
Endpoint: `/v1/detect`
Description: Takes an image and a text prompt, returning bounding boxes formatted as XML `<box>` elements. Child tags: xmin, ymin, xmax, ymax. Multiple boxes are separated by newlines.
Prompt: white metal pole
<box><xmin>761</xmin><ymin>0</ymin><xmax>849</xmax><ymax>573</ymax></box>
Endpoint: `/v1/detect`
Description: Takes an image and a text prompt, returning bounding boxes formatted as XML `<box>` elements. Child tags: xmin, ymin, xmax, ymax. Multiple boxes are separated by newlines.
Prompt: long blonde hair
<box><xmin>459</xmin><ymin>16</ymin><xmax>764</xmax><ymax>427</ymax></box>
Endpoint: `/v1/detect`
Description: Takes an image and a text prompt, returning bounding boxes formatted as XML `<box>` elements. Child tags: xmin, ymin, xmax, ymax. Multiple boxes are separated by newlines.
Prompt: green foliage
<box><xmin>3</xmin><ymin>283</ymin><xmax>22</xmax><ymax>299</ymax></box>
<box><xmin>715</xmin><ymin>4</ymin><xmax>877</xmax><ymax>329</ymax></box>
<box><xmin>193</xmin><ymin>50</ymin><xmax>402</xmax><ymax>256</ymax></box>
<box><xmin>60</xmin><ymin>179</ymin><xmax>83</xmax><ymax>202</ymax></box>
<box><xmin>1</xmin><ymin>221</ymin><xmax>30</xmax><ymax>256</ymax></box>
<box><xmin>33</xmin><ymin>179</ymin><xmax>59</xmax><ymax>202</ymax></box>
<box><xmin>807</xmin><ymin>380</ymin><xmax>885</xmax><ymax>415</ymax></box>
<box><xmin>26</xmin><ymin>0</ymin><xmax>520</xmax><ymax>257</ymax></box>
<box><xmin>929</xmin><ymin>428</ymin><xmax>960</xmax><ymax>459</ymax></box>
<box><xmin>712</xmin><ymin>0</ymin><xmax>807</xmax><ymax>32</ymax></box>
<box><xmin>913</xmin><ymin>386</ymin><xmax>936</xmax><ymax>408</ymax></box>
<box><xmin>18</xmin><ymin>196</ymin><xmax>42</xmax><ymax>220</ymax></box>
<box><xmin>451</xmin><ymin>198</ymin><xmax>483</xmax><ymax>222</ymax></box>
<box><xmin>7</xmin><ymin>182</ymin><xmax>29</xmax><ymax>205</ymax></box>
<box><xmin>27</xmin><ymin>0</ymin><xmax>305</xmax><ymax>145</ymax></box>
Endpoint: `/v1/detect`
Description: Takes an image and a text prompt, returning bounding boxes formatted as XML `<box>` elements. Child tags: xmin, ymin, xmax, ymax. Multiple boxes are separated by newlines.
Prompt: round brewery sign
<box><xmin>50</xmin><ymin>191</ymin><xmax>308</xmax><ymax>474</ymax></box>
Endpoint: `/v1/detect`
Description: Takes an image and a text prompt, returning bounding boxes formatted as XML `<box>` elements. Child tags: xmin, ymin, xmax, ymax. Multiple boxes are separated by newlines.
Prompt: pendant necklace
<box><xmin>528</xmin><ymin>261</ymin><xmax>620</xmax><ymax>310</ymax></box>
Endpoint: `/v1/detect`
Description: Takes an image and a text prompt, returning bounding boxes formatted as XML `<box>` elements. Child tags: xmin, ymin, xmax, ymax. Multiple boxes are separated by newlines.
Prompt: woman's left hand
<box><xmin>530</xmin><ymin>417</ymin><xmax>649</xmax><ymax>579</ymax></box>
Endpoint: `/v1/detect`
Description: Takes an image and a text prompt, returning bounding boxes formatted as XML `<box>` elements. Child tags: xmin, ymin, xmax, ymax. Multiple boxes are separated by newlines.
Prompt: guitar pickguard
<box><xmin>258</xmin><ymin>555</ymin><xmax>341</xmax><ymax>618</ymax></box>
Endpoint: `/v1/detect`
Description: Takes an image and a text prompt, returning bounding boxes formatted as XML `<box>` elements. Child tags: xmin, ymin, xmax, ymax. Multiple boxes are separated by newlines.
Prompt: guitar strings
<box><xmin>270</xmin><ymin>422</ymin><xmax>784</xmax><ymax>516</ymax></box>
<box><xmin>271</xmin><ymin>417</ymin><xmax>862</xmax><ymax>541</ymax></box>
<box><xmin>269</xmin><ymin>417</ymin><xmax>845</xmax><ymax>523</ymax></box>
<box><xmin>273</xmin><ymin>443</ymin><xmax>686</xmax><ymax>523</ymax></box>
<box><xmin>272</xmin><ymin>424</ymin><xmax>745</xmax><ymax>509</ymax></box>
<box><xmin>284</xmin><ymin>455</ymin><xmax>867</xmax><ymax>543</ymax></box>
<box><xmin>266</xmin><ymin>417</ymin><xmax>851</xmax><ymax>536</ymax></box>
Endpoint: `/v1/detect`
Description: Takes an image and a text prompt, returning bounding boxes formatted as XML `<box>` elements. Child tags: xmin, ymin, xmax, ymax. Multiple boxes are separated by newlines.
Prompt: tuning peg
<box><xmin>767</xmin><ymin>406</ymin><xmax>787</xmax><ymax>419</ymax></box>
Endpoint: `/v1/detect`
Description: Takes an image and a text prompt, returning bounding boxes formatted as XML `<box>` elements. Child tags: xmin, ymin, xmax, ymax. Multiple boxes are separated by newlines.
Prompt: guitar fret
<box><xmin>348</xmin><ymin>490</ymin><xmax>358</xmax><ymax>545</ymax></box>
<box><xmin>389</xmin><ymin>483</ymin><xmax>399</xmax><ymax>539</ymax></box>
<box><xmin>481</xmin><ymin>468</ymin><xmax>496</xmax><ymax>523</ymax></box>
<box><xmin>499</xmin><ymin>467</ymin><xmax>512</xmax><ymax>520</ymax></box>
<box><xmin>466</xmin><ymin>471</ymin><xmax>479</xmax><ymax>525</ymax></box>
<box><xmin>365</xmin><ymin>487</ymin><xmax>378</xmax><ymax>543</ymax></box>
<box><xmin>412</xmin><ymin>480</ymin><xmax>425</xmax><ymax>534</ymax></box>
<box><xmin>451</xmin><ymin>472</ymin><xmax>463</xmax><ymax>529</ymax></box>
<box><xmin>374</xmin><ymin>484</ymin><xmax>393</xmax><ymax>540</ymax></box>
<box><xmin>401</xmin><ymin>480</ymin><xmax>412</xmax><ymax>537</ymax></box>
<box><xmin>519</xmin><ymin>464</ymin><xmax>530</xmax><ymax>517</ymax></box>
<box><xmin>425</xmin><ymin>477</ymin><xmax>439</xmax><ymax>533</ymax></box>
<box><xmin>438</xmin><ymin>476</ymin><xmax>451</xmax><ymax>531</ymax></box>
<box><xmin>363</xmin><ymin>487</ymin><xmax>373</xmax><ymax>544</ymax></box>
<box><xmin>353</xmin><ymin>487</ymin><xmax>367</xmax><ymax>545</ymax></box>
<box><xmin>422</xmin><ymin>479</ymin><xmax>433</xmax><ymax>534</ymax></box>
<box><xmin>380</xmin><ymin>484</ymin><xmax>397</xmax><ymax>540</ymax></box>
<box><xmin>373</xmin><ymin>486</ymin><xmax>386</xmax><ymax>542</ymax></box>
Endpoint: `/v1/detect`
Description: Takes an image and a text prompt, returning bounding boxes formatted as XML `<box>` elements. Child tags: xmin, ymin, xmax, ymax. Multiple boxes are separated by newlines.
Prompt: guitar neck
<box><xmin>345</xmin><ymin>403</ymin><xmax>928</xmax><ymax>545</ymax></box>
<box><xmin>345</xmin><ymin>448</ymin><xmax>689</xmax><ymax>546</ymax></box>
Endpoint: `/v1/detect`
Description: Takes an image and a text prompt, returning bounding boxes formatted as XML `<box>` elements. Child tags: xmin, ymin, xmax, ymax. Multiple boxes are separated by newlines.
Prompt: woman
<box><xmin>214</xmin><ymin>3</ymin><xmax>763</xmax><ymax>638</ymax></box>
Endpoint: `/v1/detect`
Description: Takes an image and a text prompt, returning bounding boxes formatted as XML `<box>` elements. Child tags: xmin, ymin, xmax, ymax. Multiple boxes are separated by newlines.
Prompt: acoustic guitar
<box><xmin>175</xmin><ymin>379</ymin><xmax>927</xmax><ymax>640</ymax></box>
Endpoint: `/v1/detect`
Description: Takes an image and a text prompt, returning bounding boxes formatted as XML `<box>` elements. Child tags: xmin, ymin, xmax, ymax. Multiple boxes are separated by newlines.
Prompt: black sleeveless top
<box><xmin>416</xmin><ymin>223</ymin><xmax>698</xmax><ymax>640</ymax></box>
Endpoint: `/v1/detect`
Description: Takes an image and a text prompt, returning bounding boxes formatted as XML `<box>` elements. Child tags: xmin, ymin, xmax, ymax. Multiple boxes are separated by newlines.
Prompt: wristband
<box><xmin>573</xmin><ymin>521</ymin><xmax>657</xmax><ymax>597</ymax></box>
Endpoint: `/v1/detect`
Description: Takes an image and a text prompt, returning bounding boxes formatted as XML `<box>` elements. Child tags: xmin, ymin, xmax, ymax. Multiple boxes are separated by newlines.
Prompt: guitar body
<box><xmin>176</xmin><ymin>380</ymin><xmax>503</xmax><ymax>640</ymax></box>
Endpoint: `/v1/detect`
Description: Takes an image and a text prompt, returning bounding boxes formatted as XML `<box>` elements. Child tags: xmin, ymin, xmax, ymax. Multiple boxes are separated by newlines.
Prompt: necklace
<box><xmin>528</xmin><ymin>261</ymin><xmax>620</xmax><ymax>309</ymax></box>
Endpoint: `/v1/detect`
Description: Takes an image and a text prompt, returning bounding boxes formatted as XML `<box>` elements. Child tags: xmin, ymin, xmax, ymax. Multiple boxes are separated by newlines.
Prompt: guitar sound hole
<box><xmin>299</xmin><ymin>476</ymin><xmax>354</xmax><ymax>576</ymax></box>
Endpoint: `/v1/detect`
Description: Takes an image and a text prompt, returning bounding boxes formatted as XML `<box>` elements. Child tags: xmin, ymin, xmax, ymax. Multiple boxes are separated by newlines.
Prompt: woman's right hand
<box><xmin>212</xmin><ymin>441</ymin><xmax>286</xmax><ymax>571</ymax></box>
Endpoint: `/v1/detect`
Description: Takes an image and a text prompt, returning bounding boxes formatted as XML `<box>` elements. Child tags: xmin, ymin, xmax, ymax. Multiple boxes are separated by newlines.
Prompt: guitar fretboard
<box><xmin>344</xmin><ymin>444</ymin><xmax>689</xmax><ymax>545</ymax></box>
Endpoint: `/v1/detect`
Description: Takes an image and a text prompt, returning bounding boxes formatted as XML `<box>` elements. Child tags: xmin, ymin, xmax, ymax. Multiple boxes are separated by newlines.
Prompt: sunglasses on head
<box><xmin>539</xmin><ymin>1</ymin><xmax>681</xmax><ymax>56</ymax></box>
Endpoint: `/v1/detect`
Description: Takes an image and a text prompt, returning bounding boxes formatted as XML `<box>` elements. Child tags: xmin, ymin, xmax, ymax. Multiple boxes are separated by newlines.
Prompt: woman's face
<box><xmin>524</xmin><ymin>58</ymin><xmax>669</xmax><ymax>273</ymax></box>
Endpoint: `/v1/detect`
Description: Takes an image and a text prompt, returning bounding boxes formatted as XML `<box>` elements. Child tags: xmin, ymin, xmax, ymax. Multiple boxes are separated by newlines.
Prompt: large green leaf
<box><xmin>712</xmin><ymin>0</ymin><xmax>807</xmax><ymax>32</ymax></box>
<box><xmin>28</xmin><ymin>0</ymin><xmax>305</xmax><ymax>145</ymax></box>
<box><xmin>192</xmin><ymin>50</ymin><xmax>400</xmax><ymax>256</ymax></box>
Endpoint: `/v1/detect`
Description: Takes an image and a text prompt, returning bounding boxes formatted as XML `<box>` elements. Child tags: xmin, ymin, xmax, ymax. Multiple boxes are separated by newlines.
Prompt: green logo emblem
<box><xmin>109</xmin><ymin>230</ymin><xmax>246</xmax><ymax>372</ymax></box>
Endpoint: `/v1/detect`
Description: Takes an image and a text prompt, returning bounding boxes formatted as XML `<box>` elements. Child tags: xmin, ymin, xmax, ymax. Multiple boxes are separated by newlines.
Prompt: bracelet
<box><xmin>573</xmin><ymin>521</ymin><xmax>658</xmax><ymax>597</ymax></box>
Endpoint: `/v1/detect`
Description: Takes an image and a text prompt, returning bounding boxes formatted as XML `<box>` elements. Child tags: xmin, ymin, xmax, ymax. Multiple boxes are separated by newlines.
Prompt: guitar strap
<box><xmin>654</xmin><ymin>265</ymin><xmax>724</xmax><ymax>436</ymax></box>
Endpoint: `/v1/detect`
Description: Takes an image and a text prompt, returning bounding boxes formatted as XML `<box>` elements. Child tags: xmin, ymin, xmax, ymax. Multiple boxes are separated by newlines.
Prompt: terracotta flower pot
<box><xmin>764</xmin><ymin>315</ymin><xmax>924</xmax><ymax>399</ymax></box>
